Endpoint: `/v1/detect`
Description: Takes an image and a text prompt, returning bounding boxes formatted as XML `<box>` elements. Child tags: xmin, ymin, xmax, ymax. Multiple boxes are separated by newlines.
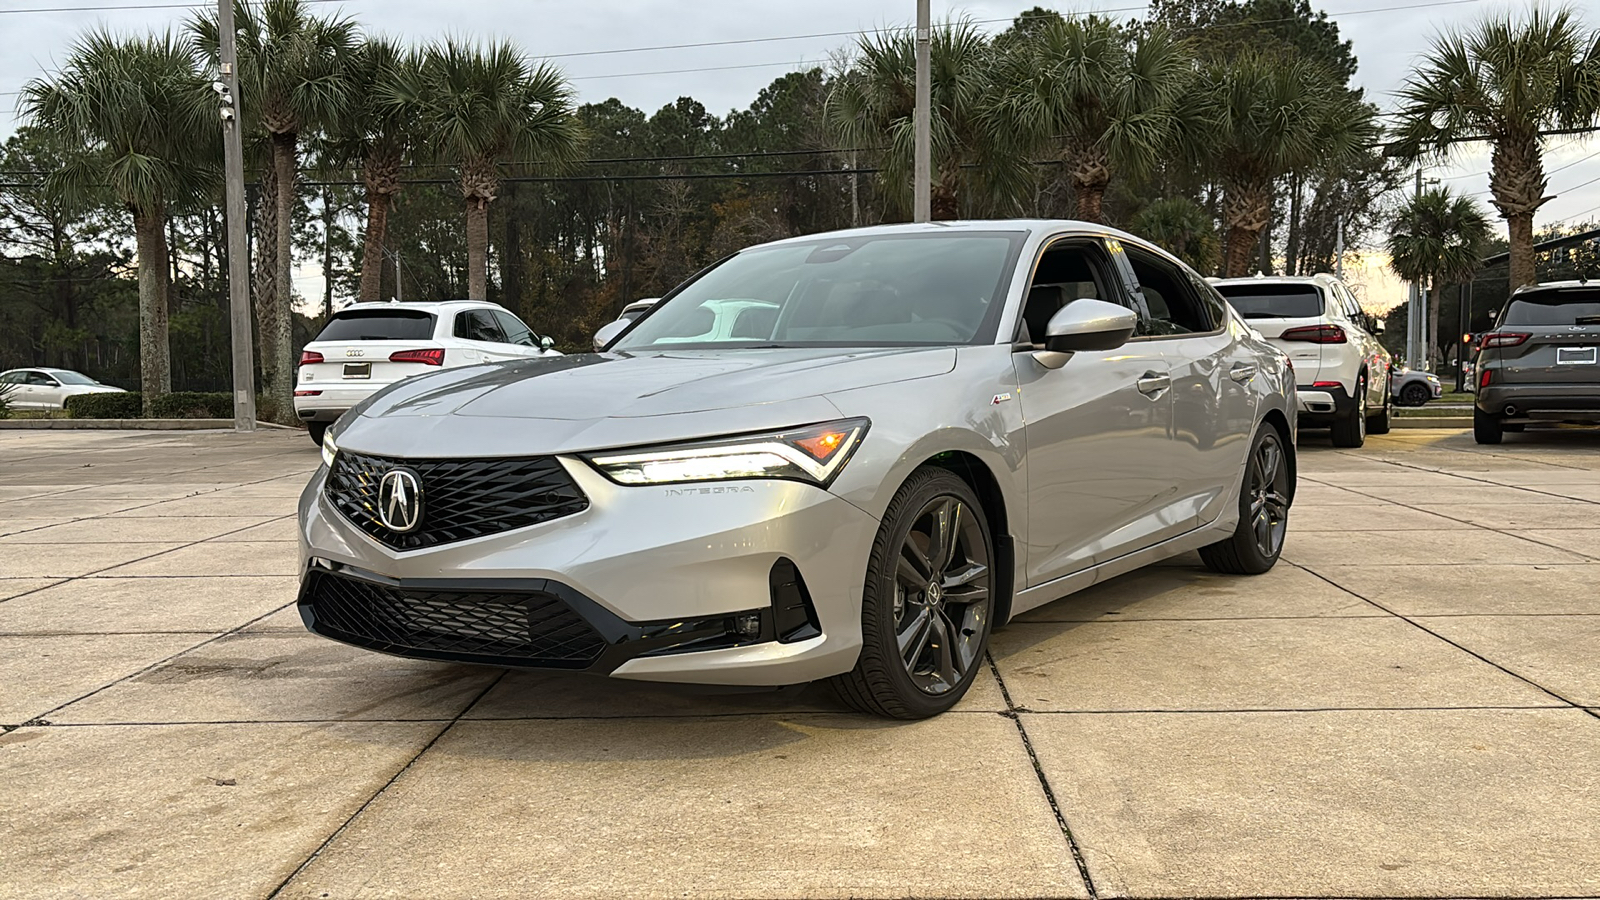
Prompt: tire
<box><xmin>1400</xmin><ymin>382</ymin><xmax>1431</xmax><ymax>407</ymax></box>
<box><xmin>307</xmin><ymin>421</ymin><xmax>327</xmax><ymax>448</ymax></box>
<box><xmin>831</xmin><ymin>468</ymin><xmax>995</xmax><ymax>719</ymax></box>
<box><xmin>1473</xmin><ymin>407</ymin><xmax>1503</xmax><ymax>444</ymax></box>
<box><xmin>1200</xmin><ymin>424</ymin><xmax>1292</xmax><ymax>576</ymax></box>
<box><xmin>1330</xmin><ymin>376</ymin><xmax>1367</xmax><ymax>448</ymax></box>
<box><xmin>1367</xmin><ymin>379</ymin><xmax>1392</xmax><ymax>435</ymax></box>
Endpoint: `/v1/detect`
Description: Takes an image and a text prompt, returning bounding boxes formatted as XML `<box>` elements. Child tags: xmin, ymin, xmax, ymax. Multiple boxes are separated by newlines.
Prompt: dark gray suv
<box><xmin>1474</xmin><ymin>281</ymin><xmax>1600</xmax><ymax>443</ymax></box>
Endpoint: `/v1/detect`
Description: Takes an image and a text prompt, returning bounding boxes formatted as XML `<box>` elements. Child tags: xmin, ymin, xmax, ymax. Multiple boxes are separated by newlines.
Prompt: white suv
<box><xmin>295</xmin><ymin>300</ymin><xmax>559</xmax><ymax>445</ymax></box>
<box><xmin>1212</xmin><ymin>273</ymin><xmax>1392</xmax><ymax>447</ymax></box>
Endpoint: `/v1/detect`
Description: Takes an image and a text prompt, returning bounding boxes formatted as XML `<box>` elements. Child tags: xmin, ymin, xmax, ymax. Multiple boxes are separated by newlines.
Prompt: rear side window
<box><xmin>315</xmin><ymin>309</ymin><xmax>436</xmax><ymax>341</ymax></box>
<box><xmin>1214</xmin><ymin>285</ymin><xmax>1324</xmax><ymax>319</ymax></box>
<box><xmin>1502</xmin><ymin>288</ymin><xmax>1600</xmax><ymax>326</ymax></box>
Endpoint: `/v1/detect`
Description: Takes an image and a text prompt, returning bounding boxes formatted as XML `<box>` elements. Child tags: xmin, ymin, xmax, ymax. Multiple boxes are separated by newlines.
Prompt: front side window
<box><xmin>494</xmin><ymin>311</ymin><xmax>537</xmax><ymax>347</ymax></box>
<box><xmin>1016</xmin><ymin>241</ymin><xmax>1121</xmax><ymax>345</ymax></box>
<box><xmin>1502</xmin><ymin>288</ymin><xmax>1600</xmax><ymax>326</ymax></box>
<box><xmin>1125</xmin><ymin>247</ymin><xmax>1213</xmax><ymax>336</ymax></box>
<box><xmin>613</xmin><ymin>232</ymin><xmax>1026</xmax><ymax>350</ymax></box>
<box><xmin>454</xmin><ymin>310</ymin><xmax>506</xmax><ymax>343</ymax></box>
<box><xmin>25</xmin><ymin>371</ymin><xmax>56</xmax><ymax>386</ymax></box>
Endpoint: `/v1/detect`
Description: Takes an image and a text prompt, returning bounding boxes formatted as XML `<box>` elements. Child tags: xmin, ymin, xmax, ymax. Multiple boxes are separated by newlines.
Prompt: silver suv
<box><xmin>1474</xmin><ymin>281</ymin><xmax>1600</xmax><ymax>443</ymax></box>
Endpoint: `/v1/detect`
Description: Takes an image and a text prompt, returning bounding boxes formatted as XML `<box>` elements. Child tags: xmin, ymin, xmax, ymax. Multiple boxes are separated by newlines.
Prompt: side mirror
<box><xmin>593</xmin><ymin>319</ymin><xmax>627</xmax><ymax>352</ymax></box>
<box><xmin>1031</xmin><ymin>299</ymin><xmax>1138</xmax><ymax>369</ymax></box>
<box><xmin>539</xmin><ymin>335</ymin><xmax>555</xmax><ymax>351</ymax></box>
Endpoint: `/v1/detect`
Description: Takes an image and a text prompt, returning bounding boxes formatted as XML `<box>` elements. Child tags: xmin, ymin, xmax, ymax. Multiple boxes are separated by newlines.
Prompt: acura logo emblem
<box><xmin>377</xmin><ymin>469</ymin><xmax>423</xmax><ymax>533</ymax></box>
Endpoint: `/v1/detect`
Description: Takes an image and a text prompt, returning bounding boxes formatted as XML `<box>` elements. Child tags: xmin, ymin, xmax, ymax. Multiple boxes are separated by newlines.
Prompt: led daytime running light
<box><xmin>588</xmin><ymin>420</ymin><xmax>868</xmax><ymax>486</ymax></box>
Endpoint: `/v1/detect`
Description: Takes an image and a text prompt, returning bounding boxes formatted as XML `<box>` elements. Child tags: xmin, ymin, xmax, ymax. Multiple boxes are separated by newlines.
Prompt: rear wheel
<box><xmin>831</xmin><ymin>468</ymin><xmax>994</xmax><ymax>719</ymax></box>
<box><xmin>1473</xmin><ymin>407</ymin><xmax>1503</xmax><ymax>444</ymax></box>
<box><xmin>1400</xmin><ymin>382</ymin><xmax>1431</xmax><ymax>406</ymax></box>
<box><xmin>307</xmin><ymin>421</ymin><xmax>327</xmax><ymax>448</ymax></box>
<box><xmin>1200</xmin><ymin>425</ymin><xmax>1291</xmax><ymax>575</ymax></box>
<box><xmin>1330</xmin><ymin>376</ymin><xmax>1367</xmax><ymax>447</ymax></box>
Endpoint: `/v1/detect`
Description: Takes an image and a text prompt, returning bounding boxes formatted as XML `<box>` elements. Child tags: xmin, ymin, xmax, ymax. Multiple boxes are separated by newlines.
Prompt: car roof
<box><xmin>332</xmin><ymin>300</ymin><xmax>503</xmax><ymax>314</ymax></box>
<box><xmin>2</xmin><ymin>367</ymin><xmax>77</xmax><ymax>374</ymax></box>
<box><xmin>1511</xmin><ymin>280</ymin><xmax>1597</xmax><ymax>296</ymax></box>
<box><xmin>750</xmin><ymin>219</ymin><xmax>1153</xmax><ymax>250</ymax></box>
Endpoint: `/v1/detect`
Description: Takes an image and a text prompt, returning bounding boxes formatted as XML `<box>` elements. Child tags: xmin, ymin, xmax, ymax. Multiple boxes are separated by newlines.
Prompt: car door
<box><xmin>26</xmin><ymin>371</ymin><xmax>63</xmax><ymax>409</ymax></box>
<box><xmin>491</xmin><ymin>310</ymin><xmax>547</xmax><ymax>358</ymax></box>
<box><xmin>1339</xmin><ymin>283</ymin><xmax>1390</xmax><ymax>405</ymax></box>
<box><xmin>1012</xmin><ymin>236</ymin><xmax>1176</xmax><ymax>587</ymax></box>
<box><xmin>1122</xmin><ymin>245</ymin><xmax>1260</xmax><ymax>528</ymax></box>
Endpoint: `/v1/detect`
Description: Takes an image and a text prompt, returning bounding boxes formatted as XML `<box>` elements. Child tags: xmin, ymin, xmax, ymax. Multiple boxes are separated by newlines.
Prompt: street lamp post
<box><xmin>217</xmin><ymin>0</ymin><xmax>255</xmax><ymax>432</ymax></box>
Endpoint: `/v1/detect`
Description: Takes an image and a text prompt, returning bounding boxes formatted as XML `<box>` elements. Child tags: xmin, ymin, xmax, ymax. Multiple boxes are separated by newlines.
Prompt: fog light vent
<box><xmin>769</xmin><ymin>558</ymin><xmax>821</xmax><ymax>644</ymax></box>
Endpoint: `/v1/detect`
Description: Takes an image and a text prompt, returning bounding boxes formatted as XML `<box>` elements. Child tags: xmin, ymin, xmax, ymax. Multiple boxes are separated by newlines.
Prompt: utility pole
<box><xmin>217</xmin><ymin>0</ymin><xmax>255</xmax><ymax>432</ymax></box>
<box><xmin>913</xmin><ymin>0</ymin><xmax>931</xmax><ymax>224</ymax></box>
<box><xmin>1406</xmin><ymin>169</ymin><xmax>1422</xmax><ymax>369</ymax></box>
<box><xmin>1334</xmin><ymin>215</ymin><xmax>1344</xmax><ymax>280</ymax></box>
<box><xmin>1457</xmin><ymin>277</ymin><xmax>1472</xmax><ymax>393</ymax></box>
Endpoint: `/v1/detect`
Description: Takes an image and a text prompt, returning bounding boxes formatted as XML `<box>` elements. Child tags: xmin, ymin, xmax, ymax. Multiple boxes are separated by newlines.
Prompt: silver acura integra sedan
<box><xmin>300</xmin><ymin>221</ymin><xmax>1297</xmax><ymax>718</ymax></box>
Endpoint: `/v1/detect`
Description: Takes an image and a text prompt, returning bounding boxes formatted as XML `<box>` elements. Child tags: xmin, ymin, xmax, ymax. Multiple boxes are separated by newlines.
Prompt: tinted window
<box><xmin>1126</xmin><ymin>247</ymin><xmax>1212</xmax><ymax>335</ymax></box>
<box><xmin>0</xmin><ymin>371</ymin><xmax>22</xmax><ymax>384</ymax></box>
<box><xmin>26</xmin><ymin>371</ymin><xmax>56</xmax><ymax>385</ymax></box>
<box><xmin>1502</xmin><ymin>288</ymin><xmax>1600</xmax><ymax>326</ymax></box>
<box><xmin>1215</xmin><ymin>284</ymin><xmax>1324</xmax><ymax>319</ymax></box>
<box><xmin>615</xmin><ymin>233</ymin><xmax>1025</xmax><ymax>349</ymax></box>
<box><xmin>1017</xmin><ymin>242</ymin><xmax>1119</xmax><ymax>344</ymax></box>
<box><xmin>316</xmin><ymin>309</ymin><xmax>435</xmax><ymax>341</ymax></box>
<box><xmin>454</xmin><ymin>310</ymin><xmax>506</xmax><ymax>342</ymax></box>
<box><xmin>493</xmin><ymin>311</ymin><xmax>536</xmax><ymax>347</ymax></box>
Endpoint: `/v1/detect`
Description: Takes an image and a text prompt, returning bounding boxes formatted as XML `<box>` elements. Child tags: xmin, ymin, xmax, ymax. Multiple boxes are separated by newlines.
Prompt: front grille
<box><xmin>302</xmin><ymin>571</ymin><xmax>608</xmax><ymax>667</ymax></box>
<box><xmin>326</xmin><ymin>450</ymin><xmax>588</xmax><ymax>550</ymax></box>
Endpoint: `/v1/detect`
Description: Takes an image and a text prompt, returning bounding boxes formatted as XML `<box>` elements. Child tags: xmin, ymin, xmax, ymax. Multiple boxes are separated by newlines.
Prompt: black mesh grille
<box><xmin>326</xmin><ymin>450</ymin><xmax>588</xmax><ymax>550</ymax></box>
<box><xmin>303</xmin><ymin>571</ymin><xmax>608</xmax><ymax>667</ymax></box>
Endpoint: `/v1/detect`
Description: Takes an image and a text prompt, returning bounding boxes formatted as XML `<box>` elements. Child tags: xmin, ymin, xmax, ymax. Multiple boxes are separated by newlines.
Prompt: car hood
<box><xmin>341</xmin><ymin>346</ymin><xmax>955</xmax><ymax>456</ymax></box>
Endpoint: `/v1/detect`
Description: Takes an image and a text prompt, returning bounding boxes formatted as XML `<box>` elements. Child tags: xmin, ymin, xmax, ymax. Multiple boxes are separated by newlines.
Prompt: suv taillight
<box><xmin>1478</xmin><ymin>332</ymin><xmax>1530</xmax><ymax>351</ymax></box>
<box><xmin>299</xmin><ymin>350</ymin><xmax>324</xmax><ymax>366</ymax></box>
<box><xmin>1279</xmin><ymin>324</ymin><xmax>1347</xmax><ymax>344</ymax></box>
<box><xmin>389</xmin><ymin>348</ymin><xmax>445</xmax><ymax>366</ymax></box>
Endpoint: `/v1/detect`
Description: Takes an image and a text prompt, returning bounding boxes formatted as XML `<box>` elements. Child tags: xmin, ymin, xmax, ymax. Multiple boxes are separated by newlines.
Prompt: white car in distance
<box><xmin>296</xmin><ymin>300</ymin><xmax>559</xmax><ymax>446</ymax></box>
<box><xmin>1211</xmin><ymin>273</ymin><xmax>1393</xmax><ymax>448</ymax></box>
<box><xmin>0</xmin><ymin>367</ymin><xmax>127</xmax><ymax>410</ymax></box>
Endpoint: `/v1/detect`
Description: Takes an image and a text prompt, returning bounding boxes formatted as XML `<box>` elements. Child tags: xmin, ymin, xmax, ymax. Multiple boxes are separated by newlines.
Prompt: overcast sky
<box><xmin>2</xmin><ymin>0</ymin><xmax>1598</xmax><ymax>308</ymax></box>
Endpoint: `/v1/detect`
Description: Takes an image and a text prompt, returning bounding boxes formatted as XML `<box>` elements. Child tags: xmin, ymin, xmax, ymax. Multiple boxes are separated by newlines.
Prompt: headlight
<box><xmin>321</xmin><ymin>432</ymin><xmax>338</xmax><ymax>469</ymax></box>
<box><xmin>586</xmin><ymin>418</ymin><xmax>869</xmax><ymax>487</ymax></box>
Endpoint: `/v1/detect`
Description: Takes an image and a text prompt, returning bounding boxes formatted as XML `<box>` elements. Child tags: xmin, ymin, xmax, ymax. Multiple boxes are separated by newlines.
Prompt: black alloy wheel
<box><xmin>1401</xmin><ymin>382</ymin><xmax>1431</xmax><ymax>407</ymax></box>
<box><xmin>832</xmin><ymin>468</ymin><xmax>994</xmax><ymax>718</ymax></box>
<box><xmin>1200</xmin><ymin>425</ymin><xmax>1292</xmax><ymax>575</ymax></box>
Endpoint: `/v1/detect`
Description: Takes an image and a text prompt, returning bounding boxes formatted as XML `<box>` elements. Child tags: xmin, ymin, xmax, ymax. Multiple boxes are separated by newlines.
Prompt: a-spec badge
<box><xmin>991</xmin><ymin>393</ymin><xmax>1013</xmax><ymax>405</ymax></box>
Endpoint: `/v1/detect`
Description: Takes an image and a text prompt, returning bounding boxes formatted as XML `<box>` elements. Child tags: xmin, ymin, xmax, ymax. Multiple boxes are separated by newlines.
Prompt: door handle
<box><xmin>1229</xmin><ymin>363</ymin><xmax>1257</xmax><ymax>383</ymax></box>
<box><xmin>1136</xmin><ymin>371</ymin><xmax>1171</xmax><ymax>397</ymax></box>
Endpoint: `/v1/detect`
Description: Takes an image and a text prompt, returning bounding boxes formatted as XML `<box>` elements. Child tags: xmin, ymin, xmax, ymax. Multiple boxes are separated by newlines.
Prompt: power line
<box><xmin>0</xmin><ymin>0</ymin><xmax>344</xmax><ymax>14</ymax></box>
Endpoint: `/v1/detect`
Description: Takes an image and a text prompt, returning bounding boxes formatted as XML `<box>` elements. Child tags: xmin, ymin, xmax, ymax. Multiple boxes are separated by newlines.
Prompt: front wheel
<box><xmin>831</xmin><ymin>468</ymin><xmax>995</xmax><ymax>719</ymax></box>
<box><xmin>1330</xmin><ymin>377</ymin><xmax>1367</xmax><ymax>447</ymax></box>
<box><xmin>1401</xmin><ymin>382</ymin><xmax>1431</xmax><ymax>407</ymax></box>
<box><xmin>1199</xmin><ymin>425</ymin><xmax>1292</xmax><ymax>575</ymax></box>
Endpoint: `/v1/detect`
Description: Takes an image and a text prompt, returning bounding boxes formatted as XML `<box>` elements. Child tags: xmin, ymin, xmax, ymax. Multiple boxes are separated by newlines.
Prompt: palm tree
<box><xmin>1386</xmin><ymin>186</ymin><xmax>1492</xmax><ymax>370</ymax></box>
<box><xmin>193</xmin><ymin>0</ymin><xmax>357</xmax><ymax>421</ymax></box>
<box><xmin>1196</xmin><ymin>51</ymin><xmax>1376</xmax><ymax>277</ymax></box>
<box><xmin>987</xmin><ymin>16</ymin><xmax>1191</xmax><ymax>223</ymax></box>
<box><xmin>829</xmin><ymin>20</ymin><xmax>1030</xmax><ymax>220</ymax></box>
<box><xmin>1130</xmin><ymin>196</ymin><xmax>1220</xmax><ymax>273</ymax></box>
<box><xmin>22</xmin><ymin>31</ymin><xmax>217</xmax><ymax>415</ymax></box>
<box><xmin>399</xmin><ymin>39</ymin><xmax>582</xmax><ymax>300</ymax></box>
<box><xmin>1390</xmin><ymin>7</ymin><xmax>1600</xmax><ymax>292</ymax></box>
<box><xmin>327</xmin><ymin>37</ymin><xmax>421</xmax><ymax>302</ymax></box>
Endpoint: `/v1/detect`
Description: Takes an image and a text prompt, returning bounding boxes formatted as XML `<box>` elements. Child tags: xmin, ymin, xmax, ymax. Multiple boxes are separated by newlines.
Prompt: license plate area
<box><xmin>1557</xmin><ymin>347</ymin><xmax>1597</xmax><ymax>366</ymax></box>
<box><xmin>342</xmin><ymin>362</ymin><xmax>372</xmax><ymax>379</ymax></box>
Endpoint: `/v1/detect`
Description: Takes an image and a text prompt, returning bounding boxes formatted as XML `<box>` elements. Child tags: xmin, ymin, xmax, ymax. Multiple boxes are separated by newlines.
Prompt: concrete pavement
<box><xmin>1</xmin><ymin>427</ymin><xmax>1598</xmax><ymax>899</ymax></box>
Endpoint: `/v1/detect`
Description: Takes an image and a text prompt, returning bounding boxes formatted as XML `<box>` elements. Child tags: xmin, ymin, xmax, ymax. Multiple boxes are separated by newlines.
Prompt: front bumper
<box><xmin>298</xmin><ymin>458</ymin><xmax>878</xmax><ymax>686</ymax></box>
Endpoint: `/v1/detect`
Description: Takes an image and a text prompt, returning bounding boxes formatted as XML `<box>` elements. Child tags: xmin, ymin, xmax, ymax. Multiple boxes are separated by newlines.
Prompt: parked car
<box><xmin>617</xmin><ymin>298</ymin><xmax>659</xmax><ymax>323</ymax></box>
<box><xmin>1391</xmin><ymin>367</ymin><xmax>1443</xmax><ymax>406</ymax></box>
<box><xmin>300</xmin><ymin>221</ymin><xmax>1297</xmax><ymax>719</ymax></box>
<box><xmin>1473</xmin><ymin>280</ymin><xmax>1600</xmax><ymax>443</ymax></box>
<box><xmin>295</xmin><ymin>300</ymin><xmax>559</xmax><ymax>446</ymax></box>
<box><xmin>0</xmin><ymin>368</ymin><xmax>125</xmax><ymax>410</ymax></box>
<box><xmin>1212</xmin><ymin>273</ymin><xmax>1392</xmax><ymax>447</ymax></box>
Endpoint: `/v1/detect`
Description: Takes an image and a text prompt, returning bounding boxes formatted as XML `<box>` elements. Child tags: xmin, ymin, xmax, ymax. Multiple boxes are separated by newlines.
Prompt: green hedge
<box><xmin>64</xmin><ymin>392</ymin><xmax>144</xmax><ymax>419</ymax></box>
<box><xmin>62</xmin><ymin>391</ymin><xmax>235</xmax><ymax>419</ymax></box>
<box><xmin>150</xmin><ymin>392</ymin><xmax>234</xmax><ymax>419</ymax></box>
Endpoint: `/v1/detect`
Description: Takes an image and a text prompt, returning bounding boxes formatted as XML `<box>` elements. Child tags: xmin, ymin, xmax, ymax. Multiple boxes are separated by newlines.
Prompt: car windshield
<box><xmin>1213</xmin><ymin>284</ymin><xmax>1324</xmax><ymax>319</ymax></box>
<box><xmin>51</xmin><ymin>371</ymin><xmax>98</xmax><ymax>385</ymax></box>
<box><xmin>613</xmin><ymin>232</ymin><xmax>1025</xmax><ymax>350</ymax></box>
<box><xmin>1502</xmin><ymin>288</ymin><xmax>1600</xmax><ymax>326</ymax></box>
<box><xmin>315</xmin><ymin>309</ymin><xmax>436</xmax><ymax>341</ymax></box>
